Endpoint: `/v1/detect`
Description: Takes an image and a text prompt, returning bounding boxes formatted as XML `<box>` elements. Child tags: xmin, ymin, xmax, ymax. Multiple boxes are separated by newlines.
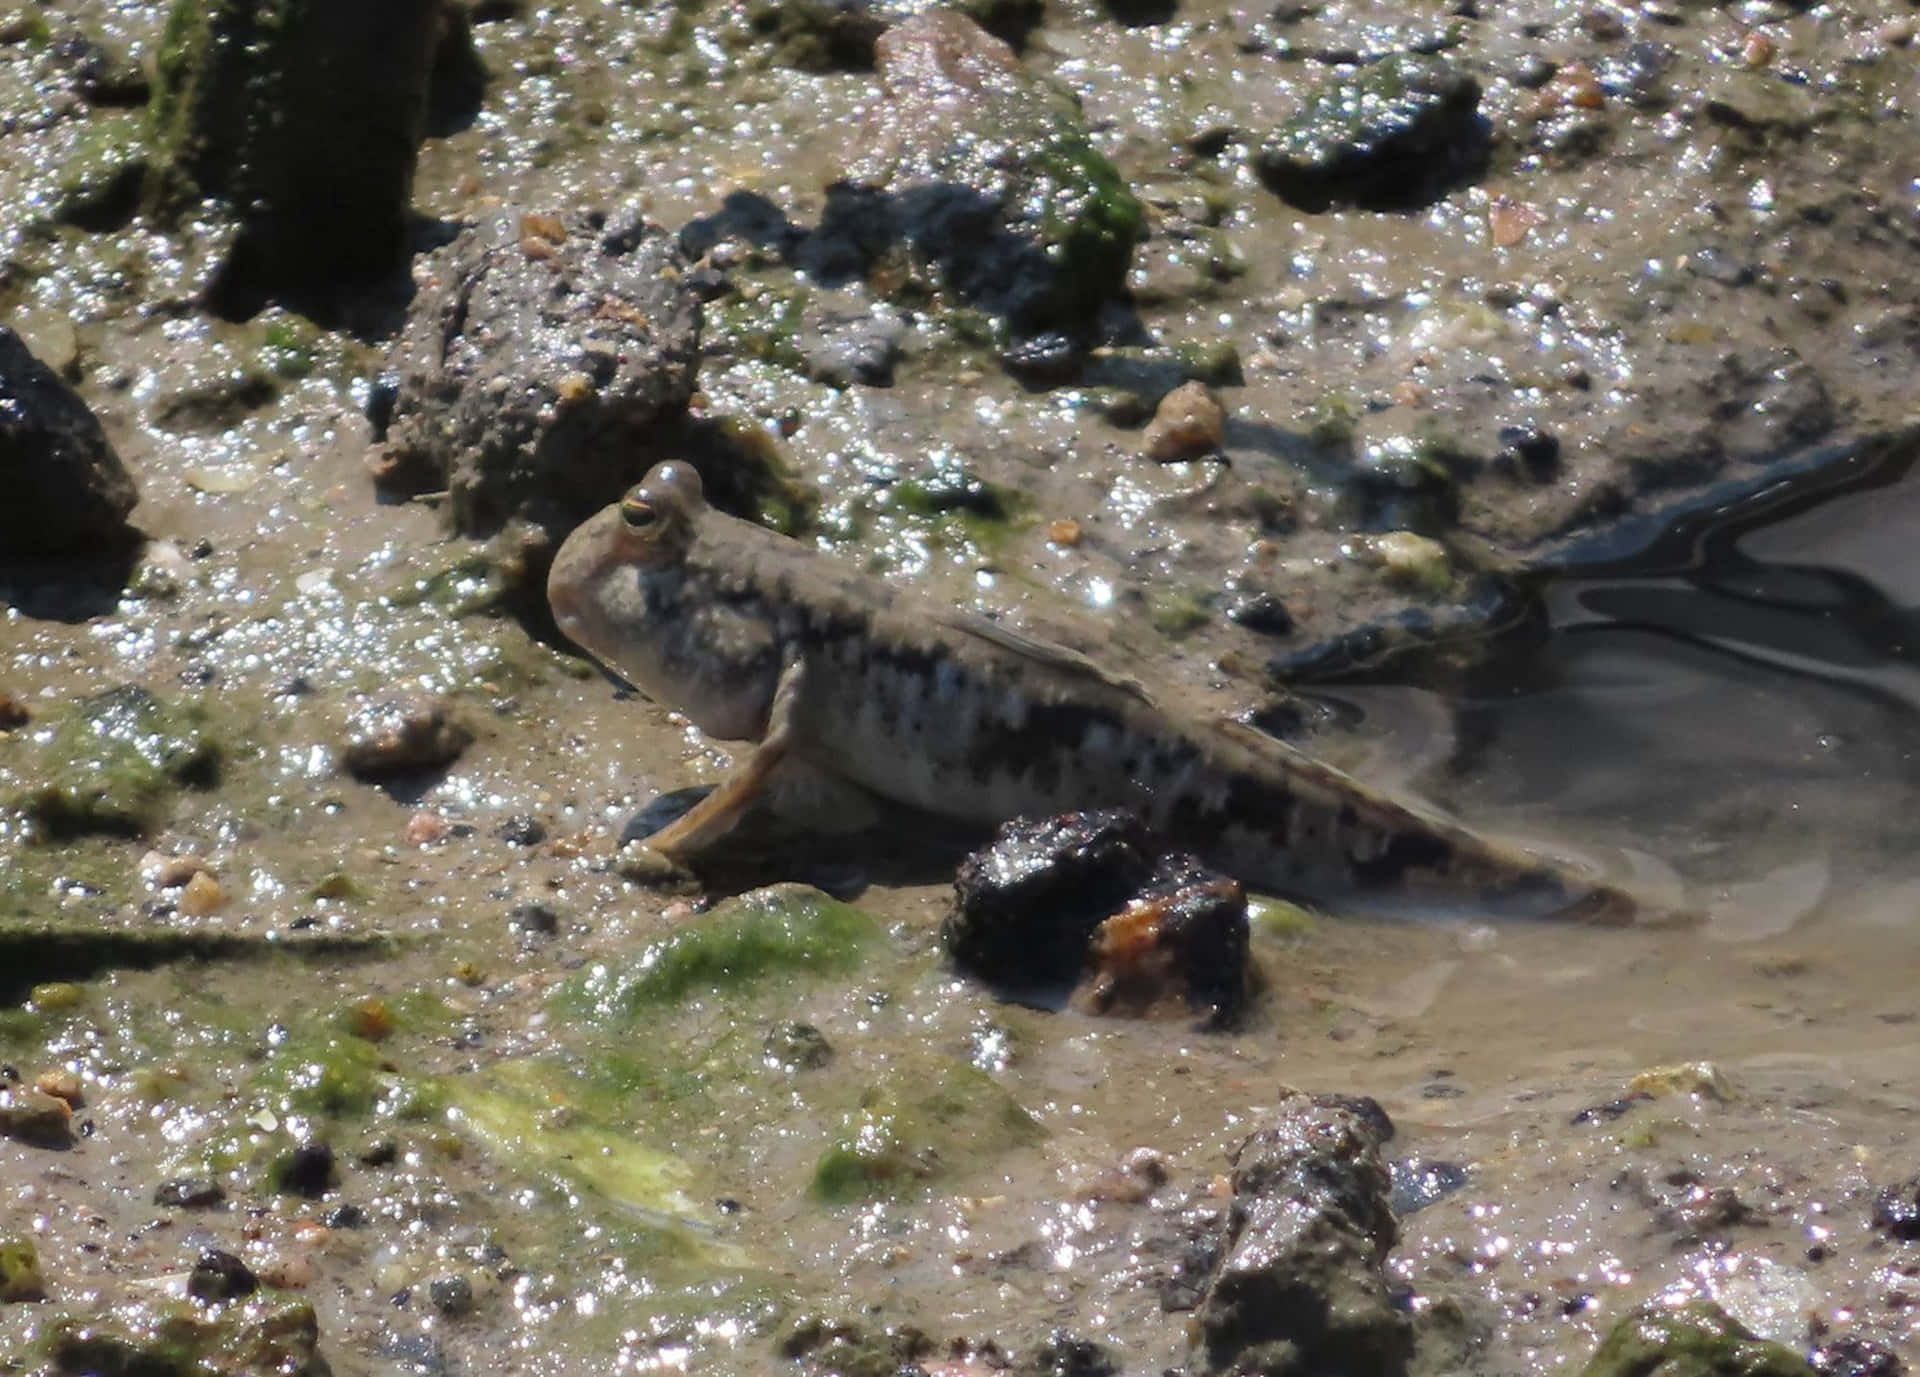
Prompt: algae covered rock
<box><xmin>147</xmin><ymin>0</ymin><xmax>451</xmax><ymax>298</ymax></box>
<box><xmin>1580</xmin><ymin>1300</ymin><xmax>1813</xmax><ymax>1377</ymax></box>
<box><xmin>1194</xmin><ymin>1091</ymin><xmax>1411</xmax><ymax>1376</ymax></box>
<box><xmin>0</xmin><ymin>1234</ymin><xmax>46</xmax><ymax>1302</ymax></box>
<box><xmin>828</xmin><ymin>9</ymin><xmax>1143</xmax><ymax>338</ymax></box>
<box><xmin>369</xmin><ymin>207</ymin><xmax>701</xmax><ymax>540</ymax></box>
<box><xmin>1257</xmin><ymin>52</ymin><xmax>1485</xmax><ymax>212</ymax></box>
<box><xmin>18</xmin><ymin>686</ymin><xmax>220</xmax><ymax>838</ymax></box>
<box><xmin>42</xmin><ymin>1294</ymin><xmax>330</xmax><ymax>1376</ymax></box>
<box><xmin>0</xmin><ymin>326</ymin><xmax>139</xmax><ymax>560</ymax></box>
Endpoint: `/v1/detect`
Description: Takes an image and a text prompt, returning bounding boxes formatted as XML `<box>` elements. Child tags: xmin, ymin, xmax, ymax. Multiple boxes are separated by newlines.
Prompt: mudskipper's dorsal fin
<box><xmin>936</xmin><ymin>609</ymin><xmax>1158</xmax><ymax>707</ymax></box>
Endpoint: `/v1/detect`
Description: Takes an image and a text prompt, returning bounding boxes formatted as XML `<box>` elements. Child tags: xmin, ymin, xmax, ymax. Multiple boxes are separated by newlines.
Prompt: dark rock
<box><xmin>1103</xmin><ymin>0</ymin><xmax>1177</xmax><ymax>26</ymax></box>
<box><xmin>779</xmin><ymin>1315</ymin><xmax>935</xmax><ymax>1373</ymax></box>
<box><xmin>274</xmin><ymin>1140</ymin><xmax>336</xmax><ymax>1197</ymax></box>
<box><xmin>945</xmin><ymin>810</ymin><xmax>1157</xmax><ymax>990</ymax></box>
<box><xmin>341</xmin><ymin>694</ymin><xmax>473</xmax><ymax>779</ymax></box>
<box><xmin>324</xmin><ymin>1203</ymin><xmax>367</xmax><ymax>1229</ymax></box>
<box><xmin>1871</xmin><ymin>1175</ymin><xmax>1920</xmax><ymax>1240</ymax></box>
<box><xmin>1194</xmin><ymin>1091</ymin><xmax>1412</xmax><ymax>1377</ymax></box>
<box><xmin>154</xmin><ymin>1175</ymin><xmax>227</xmax><ymax>1209</ymax></box>
<box><xmin>52</xmin><ymin>34</ymin><xmax>152</xmax><ymax>105</ymax></box>
<box><xmin>426</xmin><ymin>0</ymin><xmax>488</xmax><ymax>136</ymax></box>
<box><xmin>744</xmin><ymin>0</ymin><xmax>1042</xmax><ymax>70</ymax></box>
<box><xmin>1226</xmin><ymin>590</ymin><xmax>1296</xmax><ymax>636</ymax></box>
<box><xmin>187</xmin><ymin>1248</ymin><xmax>259</xmax><ymax>1302</ymax></box>
<box><xmin>427</xmin><ymin>1274</ymin><xmax>474</xmax><ymax>1317</ymax></box>
<box><xmin>370</xmin><ymin>207</ymin><xmax>701</xmax><ymax>539</ymax></box>
<box><xmin>0</xmin><ymin>326</ymin><xmax>139</xmax><ymax>559</ymax></box>
<box><xmin>1022</xmin><ymin>1330</ymin><xmax>1120</xmax><ymax>1377</ymax></box>
<box><xmin>1579</xmin><ymin>1300</ymin><xmax>1812</xmax><ymax>1377</ymax></box>
<box><xmin>494</xmin><ymin>814</ymin><xmax>547</xmax><ymax>846</ymax></box>
<box><xmin>622</xmin><ymin>786</ymin><xmax>716</xmax><ymax>847</ymax></box>
<box><xmin>358</xmin><ymin>1137</ymin><xmax>399</xmax><ymax>1167</ymax></box>
<box><xmin>1812</xmin><ymin>1335</ymin><xmax>1906</xmax><ymax>1377</ymax></box>
<box><xmin>1388</xmin><ymin>1156</ymin><xmax>1469</xmax><ymax>1215</ymax></box>
<box><xmin>826</xmin><ymin>11</ymin><xmax>1144</xmax><ymax>339</ymax></box>
<box><xmin>507</xmin><ymin>901</ymin><xmax>561</xmax><ymax>935</ymax></box>
<box><xmin>947</xmin><ymin>813</ymin><xmax>1251</xmax><ymax>1024</ymax></box>
<box><xmin>1256</xmin><ymin>53</ymin><xmax>1486</xmax><ymax>213</ymax></box>
<box><xmin>1077</xmin><ymin>853</ymin><xmax>1252</xmax><ymax>1027</ymax></box>
<box><xmin>765</xmin><ymin>1021</ymin><xmax>835</xmax><ymax>1069</ymax></box>
<box><xmin>1492</xmin><ymin>426</ymin><xmax>1560</xmax><ymax>482</ymax></box>
<box><xmin>147</xmin><ymin>0</ymin><xmax>445</xmax><ymax>301</ymax></box>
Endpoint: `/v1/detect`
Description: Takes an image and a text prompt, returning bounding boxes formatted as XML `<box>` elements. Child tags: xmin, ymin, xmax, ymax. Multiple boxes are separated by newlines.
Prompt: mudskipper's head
<box><xmin>547</xmin><ymin>460</ymin><xmax>709</xmax><ymax>686</ymax></box>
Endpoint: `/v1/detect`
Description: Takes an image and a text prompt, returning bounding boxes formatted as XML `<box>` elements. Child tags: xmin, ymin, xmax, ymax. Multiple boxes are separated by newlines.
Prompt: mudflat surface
<box><xmin>4</xmin><ymin>0</ymin><xmax>1920</xmax><ymax>1372</ymax></box>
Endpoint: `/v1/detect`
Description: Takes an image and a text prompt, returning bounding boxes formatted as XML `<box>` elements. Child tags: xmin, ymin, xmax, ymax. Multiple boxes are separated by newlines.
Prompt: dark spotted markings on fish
<box><xmin>547</xmin><ymin>461</ymin><xmax>1668</xmax><ymax>925</ymax></box>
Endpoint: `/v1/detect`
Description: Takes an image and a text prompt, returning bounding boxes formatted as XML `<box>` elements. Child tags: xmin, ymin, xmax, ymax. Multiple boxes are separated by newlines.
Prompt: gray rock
<box><xmin>821</xmin><ymin>10</ymin><xmax>1144</xmax><ymax>339</ymax></box>
<box><xmin>0</xmin><ymin>326</ymin><xmax>138</xmax><ymax>559</ymax></box>
<box><xmin>341</xmin><ymin>694</ymin><xmax>473</xmax><ymax>780</ymax></box>
<box><xmin>370</xmin><ymin>208</ymin><xmax>701</xmax><ymax>538</ymax></box>
<box><xmin>1194</xmin><ymin>1091</ymin><xmax>1412</xmax><ymax>1376</ymax></box>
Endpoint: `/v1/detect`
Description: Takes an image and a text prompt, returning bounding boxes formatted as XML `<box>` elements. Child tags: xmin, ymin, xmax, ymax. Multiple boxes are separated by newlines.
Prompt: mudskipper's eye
<box><xmin>620</xmin><ymin>492</ymin><xmax>657</xmax><ymax>530</ymax></box>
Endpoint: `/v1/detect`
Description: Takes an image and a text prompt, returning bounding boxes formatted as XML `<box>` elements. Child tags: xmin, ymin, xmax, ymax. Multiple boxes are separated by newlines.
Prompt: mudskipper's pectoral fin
<box><xmin>636</xmin><ymin>654</ymin><xmax>806</xmax><ymax>863</ymax></box>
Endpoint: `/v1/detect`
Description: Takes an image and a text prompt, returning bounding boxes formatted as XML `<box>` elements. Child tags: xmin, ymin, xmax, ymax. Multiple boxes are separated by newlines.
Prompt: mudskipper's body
<box><xmin>549</xmin><ymin>462</ymin><xmax>1654</xmax><ymax>922</ymax></box>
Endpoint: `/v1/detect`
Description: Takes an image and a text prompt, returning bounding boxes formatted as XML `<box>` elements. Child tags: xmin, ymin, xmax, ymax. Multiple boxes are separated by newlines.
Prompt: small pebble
<box><xmin>1047</xmin><ymin>519</ymin><xmax>1084</xmax><ymax>548</ymax></box>
<box><xmin>154</xmin><ymin>1175</ymin><xmax>227</xmax><ymax>1209</ymax></box>
<box><xmin>345</xmin><ymin>997</ymin><xmax>395</xmax><ymax>1042</ymax></box>
<box><xmin>140</xmin><ymin>851</ymin><xmax>212</xmax><ymax>889</ymax></box>
<box><xmin>405</xmin><ymin>811</ymin><xmax>452</xmax><ymax>846</ymax></box>
<box><xmin>0</xmin><ymin>1086</ymin><xmax>73</xmax><ymax>1148</ymax></box>
<box><xmin>33</xmin><ymin>1069</ymin><xmax>82</xmax><ymax>1108</ymax></box>
<box><xmin>0</xmin><ymin>694</ymin><xmax>28</xmax><ymax>730</ymax></box>
<box><xmin>275</xmin><ymin>1141</ymin><xmax>336</xmax><ymax>1198</ymax></box>
<box><xmin>1142</xmin><ymin>381</ymin><xmax>1227</xmax><ymax>462</ymax></box>
<box><xmin>254</xmin><ymin>1248</ymin><xmax>317</xmax><ymax>1289</ymax></box>
<box><xmin>187</xmin><ymin>1248</ymin><xmax>258</xmax><ymax>1302</ymax></box>
<box><xmin>508</xmin><ymin>901</ymin><xmax>559</xmax><ymax>935</ymax></box>
<box><xmin>428</xmin><ymin>1273</ymin><xmax>475</xmax><ymax>1317</ymax></box>
<box><xmin>178</xmin><ymin>870</ymin><xmax>227</xmax><ymax>917</ymax></box>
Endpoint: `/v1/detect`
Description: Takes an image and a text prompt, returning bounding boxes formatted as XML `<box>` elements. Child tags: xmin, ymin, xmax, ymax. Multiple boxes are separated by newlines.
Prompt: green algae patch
<box><xmin>1580</xmin><ymin>1300</ymin><xmax>1812</xmax><ymax>1377</ymax></box>
<box><xmin>16</xmin><ymin>685</ymin><xmax>221</xmax><ymax>839</ymax></box>
<box><xmin>561</xmin><ymin>886</ymin><xmax>882</xmax><ymax>1024</ymax></box>
<box><xmin>1</xmin><ymin>1234</ymin><xmax>46</xmax><ymax>1301</ymax></box>
<box><xmin>811</xmin><ymin>1056</ymin><xmax>1043</xmax><ymax>1205</ymax></box>
<box><xmin>445</xmin><ymin>1073</ymin><xmax>738</xmax><ymax>1262</ymax></box>
<box><xmin>39</xmin><ymin>1293</ymin><xmax>328</xmax><ymax>1377</ymax></box>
